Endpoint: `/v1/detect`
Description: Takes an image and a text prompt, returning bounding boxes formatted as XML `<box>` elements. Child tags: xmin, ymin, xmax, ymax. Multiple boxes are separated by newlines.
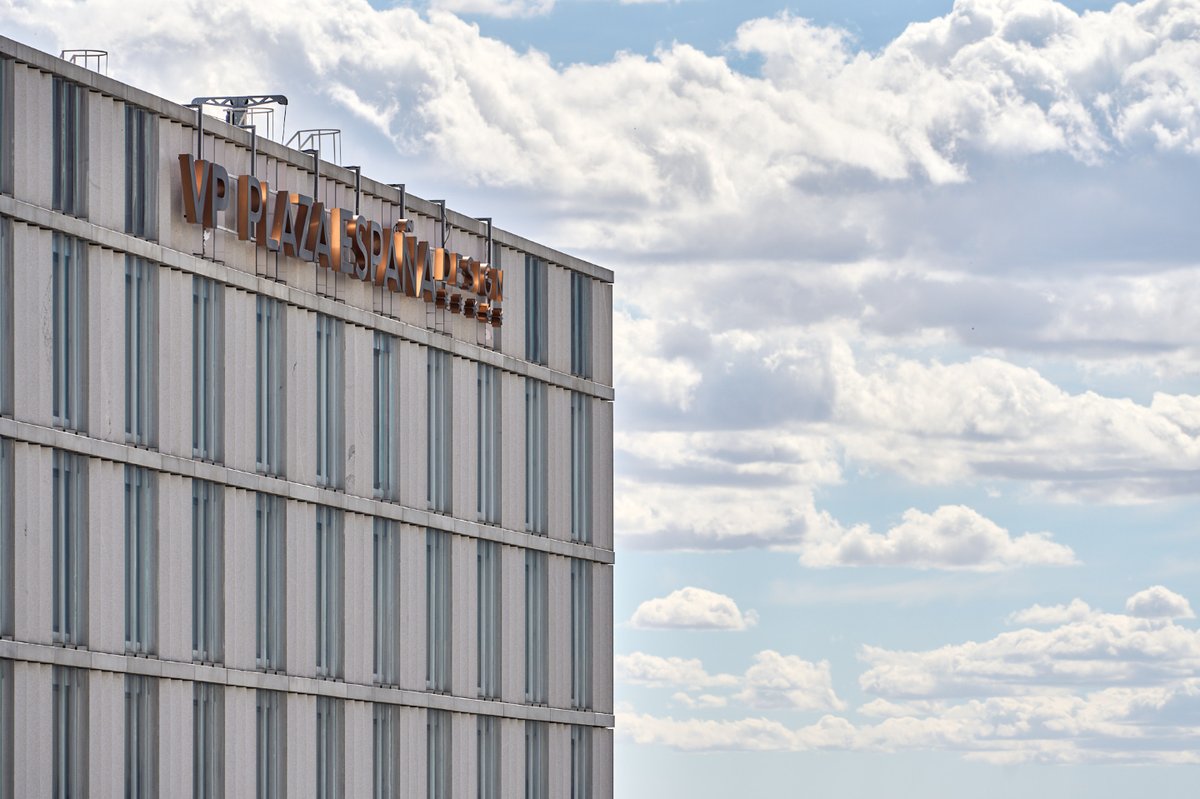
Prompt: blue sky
<box><xmin>6</xmin><ymin>0</ymin><xmax>1200</xmax><ymax>795</ymax></box>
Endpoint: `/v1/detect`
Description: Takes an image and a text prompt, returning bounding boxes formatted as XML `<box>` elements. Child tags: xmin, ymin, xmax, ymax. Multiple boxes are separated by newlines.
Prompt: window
<box><xmin>372</xmin><ymin>332</ymin><xmax>397</xmax><ymax>499</ymax></box>
<box><xmin>372</xmin><ymin>703</ymin><xmax>400</xmax><ymax>799</ymax></box>
<box><xmin>192</xmin><ymin>276</ymin><xmax>224</xmax><ymax>462</ymax></box>
<box><xmin>0</xmin><ymin>660</ymin><xmax>11</xmax><ymax>799</ymax></box>
<box><xmin>426</xmin><ymin>529</ymin><xmax>451</xmax><ymax>693</ymax></box>
<box><xmin>524</xmin><ymin>550</ymin><xmax>547</xmax><ymax>704</ymax></box>
<box><xmin>316</xmin><ymin>506</ymin><xmax>344</xmax><ymax>679</ymax></box>
<box><xmin>524</xmin><ymin>255</ymin><xmax>546</xmax><ymax>365</ymax></box>
<box><xmin>427</xmin><ymin>349</ymin><xmax>452</xmax><ymax>513</ymax></box>
<box><xmin>124</xmin><ymin>105</ymin><xmax>158</xmax><ymax>239</ymax></box>
<box><xmin>477</xmin><ymin>364</ymin><xmax>501</xmax><ymax>525</ymax></box>
<box><xmin>52</xmin><ymin>77</ymin><xmax>87</xmax><ymax>216</ymax></box>
<box><xmin>125</xmin><ymin>465</ymin><xmax>157</xmax><ymax>655</ymax></box>
<box><xmin>256</xmin><ymin>296</ymin><xmax>285</xmax><ymax>476</ymax></box>
<box><xmin>0</xmin><ymin>439</ymin><xmax>11</xmax><ymax>638</ymax></box>
<box><xmin>571</xmin><ymin>726</ymin><xmax>592</xmax><ymax>799</ymax></box>
<box><xmin>373</xmin><ymin>518</ymin><xmax>401</xmax><ymax>686</ymax></box>
<box><xmin>124</xmin><ymin>674</ymin><xmax>158</xmax><ymax>798</ymax></box>
<box><xmin>255</xmin><ymin>689</ymin><xmax>286</xmax><ymax>799</ymax></box>
<box><xmin>193</xmin><ymin>682</ymin><xmax>224</xmax><ymax>799</ymax></box>
<box><xmin>524</xmin><ymin>721</ymin><xmax>548</xmax><ymax>799</ymax></box>
<box><xmin>192</xmin><ymin>479</ymin><xmax>224</xmax><ymax>663</ymax></box>
<box><xmin>427</xmin><ymin>709</ymin><xmax>451</xmax><ymax>799</ymax></box>
<box><xmin>477</xmin><ymin>540</ymin><xmax>501</xmax><ymax>699</ymax></box>
<box><xmin>477</xmin><ymin>715</ymin><xmax>499</xmax><ymax>799</ymax></box>
<box><xmin>571</xmin><ymin>559</ymin><xmax>593</xmax><ymax>710</ymax></box>
<box><xmin>570</xmin><ymin>272</ymin><xmax>592</xmax><ymax>379</ymax></box>
<box><xmin>52</xmin><ymin>449</ymin><xmax>87</xmax><ymax>646</ymax></box>
<box><xmin>52</xmin><ymin>233</ymin><xmax>87</xmax><ymax>431</ymax></box>
<box><xmin>524</xmin><ymin>379</ymin><xmax>547</xmax><ymax>535</ymax></box>
<box><xmin>316</xmin><ymin>314</ymin><xmax>344</xmax><ymax>489</ymax></box>
<box><xmin>315</xmin><ymin>696</ymin><xmax>344</xmax><ymax>799</ymax></box>
<box><xmin>0</xmin><ymin>216</ymin><xmax>11</xmax><ymax>415</ymax></box>
<box><xmin>256</xmin><ymin>493</ymin><xmax>286</xmax><ymax>671</ymax></box>
<box><xmin>125</xmin><ymin>255</ymin><xmax>157</xmax><ymax>446</ymax></box>
<box><xmin>571</xmin><ymin>392</ymin><xmax>593</xmax><ymax>544</ymax></box>
<box><xmin>53</xmin><ymin>665</ymin><xmax>88</xmax><ymax>798</ymax></box>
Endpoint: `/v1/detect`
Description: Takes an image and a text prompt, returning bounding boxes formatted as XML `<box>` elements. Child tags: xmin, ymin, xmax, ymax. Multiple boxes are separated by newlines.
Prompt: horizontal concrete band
<box><xmin>0</xmin><ymin>36</ymin><xmax>614</xmax><ymax>286</ymax></box>
<box><xmin>0</xmin><ymin>638</ymin><xmax>615</xmax><ymax>729</ymax></box>
<box><xmin>0</xmin><ymin>416</ymin><xmax>616</xmax><ymax>565</ymax></box>
<box><xmin>0</xmin><ymin>195</ymin><xmax>616</xmax><ymax>404</ymax></box>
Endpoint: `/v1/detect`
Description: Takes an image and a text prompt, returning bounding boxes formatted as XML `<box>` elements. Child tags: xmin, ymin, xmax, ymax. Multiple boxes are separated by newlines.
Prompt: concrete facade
<box><xmin>0</xmin><ymin>36</ymin><xmax>613</xmax><ymax>798</ymax></box>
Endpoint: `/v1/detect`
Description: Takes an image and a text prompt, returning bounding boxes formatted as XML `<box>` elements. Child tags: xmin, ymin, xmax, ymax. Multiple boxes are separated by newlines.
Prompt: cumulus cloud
<box><xmin>629</xmin><ymin>587</ymin><xmax>759</xmax><ymax>630</ymax></box>
<box><xmin>1126</xmin><ymin>585</ymin><xmax>1196</xmax><ymax>619</ymax></box>
<box><xmin>621</xmin><ymin>588</ymin><xmax>1200</xmax><ymax>764</ymax></box>
<box><xmin>429</xmin><ymin>0</ymin><xmax>554</xmax><ymax>17</ymax></box>
<box><xmin>800</xmin><ymin>505</ymin><xmax>1077</xmax><ymax>571</ymax></box>
<box><xmin>615</xmin><ymin>653</ymin><xmax>738</xmax><ymax>689</ymax></box>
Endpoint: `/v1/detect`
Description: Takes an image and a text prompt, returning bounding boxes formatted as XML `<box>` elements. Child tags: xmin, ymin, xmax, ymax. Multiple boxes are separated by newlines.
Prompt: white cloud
<box><xmin>629</xmin><ymin>587</ymin><xmax>759</xmax><ymax>631</ymax></box>
<box><xmin>671</xmin><ymin>692</ymin><xmax>728</xmax><ymax>709</ymax></box>
<box><xmin>800</xmin><ymin>505</ymin><xmax>1077</xmax><ymax>571</ymax></box>
<box><xmin>1007</xmin><ymin>598</ymin><xmax>1093</xmax><ymax>626</ymax></box>
<box><xmin>614</xmin><ymin>652</ymin><xmax>738</xmax><ymax>689</ymax></box>
<box><xmin>429</xmin><ymin>0</ymin><xmax>554</xmax><ymax>18</ymax></box>
<box><xmin>1126</xmin><ymin>585</ymin><xmax>1196</xmax><ymax>619</ymax></box>
<box><xmin>734</xmin><ymin>651</ymin><xmax>846</xmax><ymax>712</ymax></box>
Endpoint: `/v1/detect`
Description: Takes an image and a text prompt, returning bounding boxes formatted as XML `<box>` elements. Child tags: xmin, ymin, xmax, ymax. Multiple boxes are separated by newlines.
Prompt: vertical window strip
<box><xmin>0</xmin><ymin>217</ymin><xmax>11</xmax><ymax>416</ymax></box>
<box><xmin>0</xmin><ymin>59</ymin><xmax>9</xmax><ymax>195</ymax></box>
<box><xmin>255</xmin><ymin>689</ymin><xmax>286</xmax><ymax>799</ymax></box>
<box><xmin>477</xmin><ymin>540</ymin><xmax>501</xmax><ymax>699</ymax></box>
<box><xmin>571</xmin><ymin>272</ymin><xmax>593</xmax><ymax>379</ymax></box>
<box><xmin>426</xmin><ymin>529</ymin><xmax>452</xmax><ymax>693</ymax></box>
<box><xmin>477</xmin><ymin>715</ymin><xmax>500</xmax><ymax>799</ymax></box>
<box><xmin>524</xmin><ymin>550</ymin><xmax>547</xmax><ymax>704</ymax></box>
<box><xmin>427</xmin><ymin>349</ymin><xmax>452</xmax><ymax>513</ymax></box>
<box><xmin>373</xmin><ymin>518</ymin><xmax>400</xmax><ymax>686</ymax></box>
<box><xmin>124</xmin><ymin>674</ymin><xmax>158</xmax><ymax>799</ymax></box>
<box><xmin>256</xmin><ymin>296</ymin><xmax>285</xmax><ymax>475</ymax></box>
<box><xmin>52</xmin><ymin>77</ymin><xmax>86</xmax><ymax>217</ymax></box>
<box><xmin>524</xmin><ymin>379</ymin><xmax>547</xmax><ymax>535</ymax></box>
<box><xmin>124</xmin><ymin>105</ymin><xmax>158</xmax><ymax>239</ymax></box>
<box><xmin>52</xmin><ymin>233</ymin><xmax>87</xmax><ymax>432</ymax></box>
<box><xmin>571</xmin><ymin>726</ymin><xmax>593</xmax><ymax>799</ymax></box>
<box><xmin>125</xmin><ymin>255</ymin><xmax>157</xmax><ymax>447</ymax></box>
<box><xmin>372</xmin><ymin>703</ymin><xmax>400</xmax><ymax>799</ymax></box>
<box><xmin>192</xmin><ymin>479</ymin><xmax>224</xmax><ymax>663</ymax></box>
<box><xmin>52</xmin><ymin>449</ymin><xmax>86</xmax><ymax>646</ymax></box>
<box><xmin>52</xmin><ymin>665</ymin><xmax>88</xmax><ymax>798</ymax></box>
<box><xmin>0</xmin><ymin>659</ymin><xmax>11</xmax><ymax>799</ymax></box>
<box><xmin>256</xmin><ymin>493</ymin><xmax>286</xmax><ymax>671</ymax></box>
<box><xmin>427</xmin><ymin>709</ymin><xmax>451</xmax><ymax>799</ymax></box>
<box><xmin>524</xmin><ymin>720</ymin><xmax>548</xmax><ymax>799</ymax></box>
<box><xmin>0</xmin><ymin>439</ymin><xmax>11</xmax><ymax>638</ymax></box>
<box><xmin>524</xmin><ymin>255</ymin><xmax>546</xmax><ymax>365</ymax></box>
<box><xmin>316</xmin><ymin>315</ymin><xmax>345</xmax><ymax>489</ymax></box>
<box><xmin>316</xmin><ymin>506</ymin><xmax>344</xmax><ymax>679</ymax></box>
<box><xmin>477</xmin><ymin>364</ymin><xmax>501</xmax><ymax>524</ymax></box>
<box><xmin>372</xmin><ymin>332</ymin><xmax>395</xmax><ymax>498</ymax></box>
<box><xmin>124</xmin><ymin>465</ymin><xmax>157</xmax><ymax>655</ymax></box>
<box><xmin>193</xmin><ymin>682</ymin><xmax>225</xmax><ymax>799</ymax></box>
<box><xmin>192</xmin><ymin>276</ymin><xmax>224</xmax><ymax>462</ymax></box>
<box><xmin>315</xmin><ymin>696</ymin><xmax>344</xmax><ymax>799</ymax></box>
<box><xmin>571</xmin><ymin>559</ymin><xmax>593</xmax><ymax>710</ymax></box>
<box><xmin>570</xmin><ymin>393</ymin><xmax>593</xmax><ymax>544</ymax></box>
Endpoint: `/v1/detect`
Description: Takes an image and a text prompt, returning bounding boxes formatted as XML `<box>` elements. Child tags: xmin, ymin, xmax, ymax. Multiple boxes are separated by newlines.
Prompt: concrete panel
<box><xmin>224</xmin><ymin>487</ymin><xmax>257</xmax><ymax>671</ymax></box>
<box><xmin>500</xmin><ymin>716</ymin><xmax>524</xmax><ymax>797</ymax></box>
<box><xmin>87</xmin><ymin>458</ymin><xmax>123</xmax><ymax>654</ymax></box>
<box><xmin>224</xmin><ymin>685</ymin><xmax>257</xmax><ymax>799</ymax></box>
<box><xmin>593</xmin><ymin>563</ymin><xmax>614</xmax><ymax>715</ymax></box>
<box><xmin>547</xmin><ymin>385</ymin><xmax>571</xmax><ymax>542</ymax></box>
<box><xmin>451</xmin><ymin>533</ymin><xmax>476</xmax><ymax>698</ymax></box>
<box><xmin>498</xmin><ymin>245</ymin><xmax>525</xmax><ymax>361</ymax></box>
<box><xmin>500</xmin><ymin>544</ymin><xmax>525</xmax><ymax>705</ymax></box>
<box><xmin>157</xmin><ymin>473</ymin><xmax>192</xmax><ymax>662</ymax></box>
<box><xmin>549</xmin><ymin>722</ymin><xmax>570</xmax><ymax>798</ymax></box>
<box><xmin>548</xmin><ymin>554</ymin><xmax>570</xmax><ymax>709</ymax></box>
<box><xmin>159</xmin><ymin>678</ymin><xmax>193</xmax><ymax>799</ymax></box>
<box><xmin>87</xmin><ymin>245</ymin><xmax>122</xmax><ymax>443</ymax></box>
<box><xmin>500</xmin><ymin>370</ymin><xmax>525</xmax><ymax>533</ymax></box>
<box><xmin>399</xmin><ymin>524</ymin><xmax>426</xmax><ymax>691</ymax></box>
<box><xmin>401</xmin><ymin>706</ymin><xmax>427</xmax><ymax>798</ymax></box>
<box><xmin>593</xmin><ymin>399</ymin><xmax>614</xmax><ymax>552</ymax></box>
<box><xmin>343</xmin><ymin>512</ymin><xmax>373</xmax><ymax>685</ymax></box>
<box><xmin>224</xmin><ymin>288</ymin><xmax>256</xmax><ymax>473</ymax></box>
<box><xmin>157</xmin><ymin>267</ymin><xmax>193</xmax><ymax>459</ymax></box>
<box><xmin>286</xmin><ymin>307</ymin><xmax>316</xmax><ymax>484</ymax></box>
<box><xmin>452</xmin><ymin>355</ymin><xmax>475</xmax><ymax>523</ymax></box>
<box><xmin>594</xmin><ymin>726</ymin><xmax>614</xmax><ymax>799</ymax></box>
<box><xmin>546</xmin><ymin>263</ymin><xmax>570</xmax><ymax>374</ymax></box>
<box><xmin>88</xmin><ymin>91</ymin><xmax>120</xmax><ymax>232</ymax></box>
<box><xmin>345</xmin><ymin>700</ymin><xmax>373</xmax><ymax>799</ymax></box>
<box><xmin>89</xmin><ymin>668</ymin><xmax>124</xmax><ymax>799</ymax></box>
<box><xmin>452</xmin><ymin>711</ymin><xmax>475</xmax><ymax>799</ymax></box>
<box><xmin>344</xmin><ymin>323</ymin><xmax>373</xmax><ymax>500</ymax></box>
<box><xmin>13</xmin><ymin>443</ymin><xmax>52</xmax><ymax>645</ymax></box>
<box><xmin>13</xmin><ymin>660</ymin><xmax>52</xmax><ymax>798</ymax></box>
<box><xmin>12</xmin><ymin>64</ymin><xmax>51</xmax><ymax>208</ymax></box>
<box><xmin>11</xmin><ymin>223</ymin><xmax>52</xmax><ymax>427</ymax></box>
<box><xmin>287</xmin><ymin>500</ymin><xmax>316</xmax><ymax>678</ymax></box>
<box><xmin>287</xmin><ymin>692</ymin><xmax>316</xmax><ymax>799</ymax></box>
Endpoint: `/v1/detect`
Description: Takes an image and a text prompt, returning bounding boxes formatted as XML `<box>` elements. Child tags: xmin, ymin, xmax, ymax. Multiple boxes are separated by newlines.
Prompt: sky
<box><xmin>5</xmin><ymin>0</ymin><xmax>1200</xmax><ymax>796</ymax></box>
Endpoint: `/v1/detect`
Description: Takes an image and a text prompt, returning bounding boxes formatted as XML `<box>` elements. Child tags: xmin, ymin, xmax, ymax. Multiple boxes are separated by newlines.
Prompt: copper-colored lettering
<box><xmin>206</xmin><ymin>163</ymin><xmax>229</xmax><ymax>228</ymax></box>
<box><xmin>376</xmin><ymin>225</ymin><xmax>403</xmax><ymax>291</ymax></box>
<box><xmin>179</xmin><ymin>154</ymin><xmax>207</xmax><ymax>225</ymax></box>
<box><xmin>237</xmin><ymin>175</ymin><xmax>265</xmax><ymax>242</ymax></box>
<box><xmin>351</xmin><ymin>215</ymin><xmax>370</xmax><ymax>280</ymax></box>
<box><xmin>290</xmin><ymin>194</ymin><xmax>315</xmax><ymax>261</ymax></box>
<box><xmin>311</xmin><ymin>205</ymin><xmax>333</xmax><ymax>269</ymax></box>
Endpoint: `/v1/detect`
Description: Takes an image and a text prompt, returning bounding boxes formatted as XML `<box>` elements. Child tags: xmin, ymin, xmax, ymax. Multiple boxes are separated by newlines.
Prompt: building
<box><xmin>0</xmin><ymin>36</ymin><xmax>613</xmax><ymax>798</ymax></box>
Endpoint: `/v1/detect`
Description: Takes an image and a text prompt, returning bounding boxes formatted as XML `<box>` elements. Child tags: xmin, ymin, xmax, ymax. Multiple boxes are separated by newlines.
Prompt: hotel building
<box><xmin>0</xmin><ymin>36</ymin><xmax>614</xmax><ymax>798</ymax></box>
